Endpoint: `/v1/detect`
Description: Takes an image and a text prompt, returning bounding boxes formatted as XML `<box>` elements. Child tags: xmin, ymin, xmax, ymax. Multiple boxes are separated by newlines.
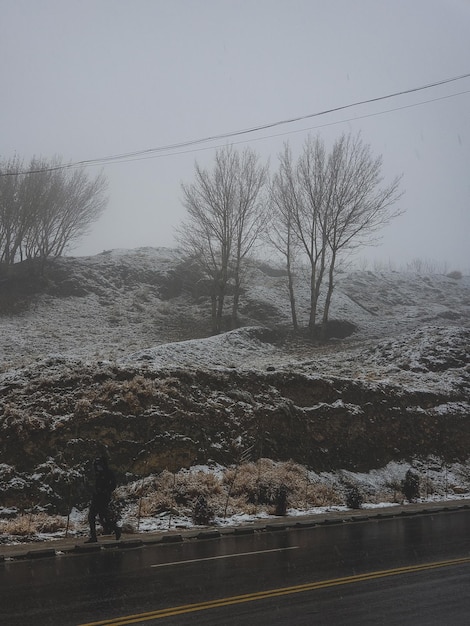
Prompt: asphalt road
<box><xmin>1</xmin><ymin>508</ymin><xmax>469</xmax><ymax>625</ymax></box>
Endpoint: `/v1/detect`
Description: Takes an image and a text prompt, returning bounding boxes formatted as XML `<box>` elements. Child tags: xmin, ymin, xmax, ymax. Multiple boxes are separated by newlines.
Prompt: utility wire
<box><xmin>95</xmin><ymin>89</ymin><xmax>470</xmax><ymax>166</ymax></box>
<box><xmin>2</xmin><ymin>71</ymin><xmax>470</xmax><ymax>176</ymax></box>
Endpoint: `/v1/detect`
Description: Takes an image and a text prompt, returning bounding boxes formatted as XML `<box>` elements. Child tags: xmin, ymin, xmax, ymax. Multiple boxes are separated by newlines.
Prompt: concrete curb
<box><xmin>1</xmin><ymin>500</ymin><xmax>469</xmax><ymax>562</ymax></box>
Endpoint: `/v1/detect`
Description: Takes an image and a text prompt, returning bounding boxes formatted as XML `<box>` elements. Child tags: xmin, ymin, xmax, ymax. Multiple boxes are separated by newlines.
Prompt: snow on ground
<box><xmin>120</xmin><ymin>327</ymin><xmax>277</xmax><ymax>370</ymax></box>
<box><xmin>1</xmin><ymin>247</ymin><xmax>469</xmax><ymax>543</ymax></box>
<box><xmin>1</xmin><ymin>459</ymin><xmax>469</xmax><ymax>544</ymax></box>
<box><xmin>1</xmin><ymin>248</ymin><xmax>469</xmax><ymax>373</ymax></box>
<box><xmin>289</xmin><ymin>325</ymin><xmax>470</xmax><ymax>395</ymax></box>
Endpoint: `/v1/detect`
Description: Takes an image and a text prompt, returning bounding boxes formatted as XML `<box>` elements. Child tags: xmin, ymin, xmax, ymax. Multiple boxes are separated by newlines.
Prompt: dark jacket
<box><xmin>93</xmin><ymin>457</ymin><xmax>116</xmax><ymax>498</ymax></box>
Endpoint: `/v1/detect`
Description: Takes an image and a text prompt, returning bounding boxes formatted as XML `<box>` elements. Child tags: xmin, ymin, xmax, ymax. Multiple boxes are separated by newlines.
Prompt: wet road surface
<box><xmin>1</xmin><ymin>508</ymin><xmax>469</xmax><ymax>625</ymax></box>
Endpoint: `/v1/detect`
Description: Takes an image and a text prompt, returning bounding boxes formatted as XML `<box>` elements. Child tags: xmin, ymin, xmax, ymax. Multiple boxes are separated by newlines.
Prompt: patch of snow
<box><xmin>120</xmin><ymin>327</ymin><xmax>277</xmax><ymax>370</ymax></box>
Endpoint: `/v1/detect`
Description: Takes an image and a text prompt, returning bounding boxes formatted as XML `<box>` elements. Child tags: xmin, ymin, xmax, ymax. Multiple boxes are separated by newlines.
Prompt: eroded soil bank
<box><xmin>2</xmin><ymin>362</ymin><xmax>468</xmax><ymax>512</ymax></box>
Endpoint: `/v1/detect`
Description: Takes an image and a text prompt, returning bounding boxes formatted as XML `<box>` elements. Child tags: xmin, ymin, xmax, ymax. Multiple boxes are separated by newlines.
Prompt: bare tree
<box><xmin>269</xmin><ymin>133</ymin><xmax>403</xmax><ymax>333</ymax></box>
<box><xmin>0</xmin><ymin>156</ymin><xmax>35</xmax><ymax>265</ymax></box>
<box><xmin>230</xmin><ymin>149</ymin><xmax>268</xmax><ymax>324</ymax></box>
<box><xmin>0</xmin><ymin>157</ymin><xmax>108</xmax><ymax>268</ymax></box>
<box><xmin>268</xmin><ymin>144</ymin><xmax>300</xmax><ymax>330</ymax></box>
<box><xmin>270</xmin><ymin>137</ymin><xmax>331</xmax><ymax>330</ymax></box>
<box><xmin>321</xmin><ymin>133</ymin><xmax>403</xmax><ymax>324</ymax></box>
<box><xmin>33</xmin><ymin>164</ymin><xmax>108</xmax><ymax>259</ymax></box>
<box><xmin>178</xmin><ymin>146</ymin><xmax>267</xmax><ymax>333</ymax></box>
<box><xmin>295</xmin><ymin>136</ymin><xmax>331</xmax><ymax>329</ymax></box>
<box><xmin>178</xmin><ymin>147</ymin><xmax>237</xmax><ymax>333</ymax></box>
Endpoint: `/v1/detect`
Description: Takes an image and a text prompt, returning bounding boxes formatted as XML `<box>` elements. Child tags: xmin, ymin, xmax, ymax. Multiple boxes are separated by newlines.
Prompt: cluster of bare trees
<box><xmin>0</xmin><ymin>157</ymin><xmax>107</xmax><ymax>269</ymax></box>
<box><xmin>178</xmin><ymin>133</ymin><xmax>403</xmax><ymax>334</ymax></box>
<box><xmin>270</xmin><ymin>134</ymin><xmax>403</xmax><ymax>331</ymax></box>
<box><xmin>178</xmin><ymin>147</ymin><xmax>268</xmax><ymax>333</ymax></box>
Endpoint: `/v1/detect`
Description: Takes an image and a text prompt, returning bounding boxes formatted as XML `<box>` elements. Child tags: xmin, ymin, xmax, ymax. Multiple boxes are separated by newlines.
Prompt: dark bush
<box><xmin>345</xmin><ymin>484</ymin><xmax>363</xmax><ymax>509</ymax></box>
<box><xmin>274</xmin><ymin>484</ymin><xmax>288</xmax><ymax>516</ymax></box>
<box><xmin>192</xmin><ymin>495</ymin><xmax>214</xmax><ymax>525</ymax></box>
<box><xmin>314</xmin><ymin>320</ymin><xmax>357</xmax><ymax>340</ymax></box>
<box><xmin>402</xmin><ymin>469</ymin><xmax>420</xmax><ymax>502</ymax></box>
<box><xmin>251</xmin><ymin>482</ymin><xmax>276</xmax><ymax>506</ymax></box>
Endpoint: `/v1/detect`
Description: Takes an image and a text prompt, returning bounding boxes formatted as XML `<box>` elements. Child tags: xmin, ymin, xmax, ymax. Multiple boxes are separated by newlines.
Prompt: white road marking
<box><xmin>150</xmin><ymin>546</ymin><xmax>299</xmax><ymax>568</ymax></box>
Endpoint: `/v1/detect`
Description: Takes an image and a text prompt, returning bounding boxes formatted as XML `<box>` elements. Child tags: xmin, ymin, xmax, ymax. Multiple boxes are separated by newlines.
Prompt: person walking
<box><xmin>85</xmin><ymin>456</ymin><xmax>121</xmax><ymax>542</ymax></box>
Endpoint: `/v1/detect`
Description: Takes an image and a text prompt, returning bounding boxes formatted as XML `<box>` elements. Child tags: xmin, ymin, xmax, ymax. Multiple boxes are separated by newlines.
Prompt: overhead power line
<box><xmin>2</xmin><ymin>71</ymin><xmax>470</xmax><ymax>176</ymax></box>
<box><xmin>106</xmin><ymin>88</ymin><xmax>470</xmax><ymax>165</ymax></box>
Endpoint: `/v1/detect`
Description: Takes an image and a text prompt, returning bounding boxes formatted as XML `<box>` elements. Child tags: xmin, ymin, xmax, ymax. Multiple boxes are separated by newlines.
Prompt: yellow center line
<box><xmin>78</xmin><ymin>555</ymin><xmax>470</xmax><ymax>626</ymax></box>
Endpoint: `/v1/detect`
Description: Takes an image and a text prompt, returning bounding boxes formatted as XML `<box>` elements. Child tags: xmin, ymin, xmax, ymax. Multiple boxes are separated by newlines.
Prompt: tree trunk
<box><xmin>211</xmin><ymin>295</ymin><xmax>218</xmax><ymax>333</ymax></box>
<box><xmin>231</xmin><ymin>266</ymin><xmax>241</xmax><ymax>327</ymax></box>
<box><xmin>286</xmin><ymin>255</ymin><xmax>298</xmax><ymax>331</ymax></box>
<box><xmin>215</xmin><ymin>276</ymin><xmax>226</xmax><ymax>333</ymax></box>
<box><xmin>215</xmin><ymin>294</ymin><xmax>224</xmax><ymax>333</ymax></box>
<box><xmin>322</xmin><ymin>251</ymin><xmax>336</xmax><ymax>325</ymax></box>
<box><xmin>308</xmin><ymin>264</ymin><xmax>318</xmax><ymax>330</ymax></box>
<box><xmin>308</xmin><ymin>300</ymin><xmax>317</xmax><ymax>330</ymax></box>
<box><xmin>231</xmin><ymin>291</ymin><xmax>240</xmax><ymax>327</ymax></box>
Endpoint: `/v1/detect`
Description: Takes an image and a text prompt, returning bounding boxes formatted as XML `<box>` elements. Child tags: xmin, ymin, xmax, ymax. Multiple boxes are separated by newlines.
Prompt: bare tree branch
<box><xmin>0</xmin><ymin>157</ymin><xmax>108</xmax><ymax>268</ymax></box>
<box><xmin>177</xmin><ymin>146</ymin><xmax>267</xmax><ymax>333</ymax></box>
<box><xmin>267</xmin><ymin>133</ymin><xmax>403</xmax><ymax>332</ymax></box>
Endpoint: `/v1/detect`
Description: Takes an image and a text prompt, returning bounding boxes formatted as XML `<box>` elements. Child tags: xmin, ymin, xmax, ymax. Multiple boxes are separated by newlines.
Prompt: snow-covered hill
<box><xmin>1</xmin><ymin>247</ymin><xmax>469</xmax><ymax>371</ymax></box>
<box><xmin>0</xmin><ymin>247</ymin><xmax>469</xmax><ymax>542</ymax></box>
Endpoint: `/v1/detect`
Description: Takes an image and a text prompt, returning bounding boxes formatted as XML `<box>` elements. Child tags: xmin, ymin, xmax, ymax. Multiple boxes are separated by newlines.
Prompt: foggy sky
<box><xmin>1</xmin><ymin>0</ymin><xmax>469</xmax><ymax>271</ymax></box>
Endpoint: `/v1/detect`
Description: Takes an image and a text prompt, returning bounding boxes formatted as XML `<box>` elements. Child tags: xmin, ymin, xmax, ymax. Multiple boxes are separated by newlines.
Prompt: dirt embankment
<box><xmin>1</xmin><ymin>363</ymin><xmax>468</xmax><ymax>512</ymax></box>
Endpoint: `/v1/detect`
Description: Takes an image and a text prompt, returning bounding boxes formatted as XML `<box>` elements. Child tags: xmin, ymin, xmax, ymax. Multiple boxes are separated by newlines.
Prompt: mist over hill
<box><xmin>0</xmin><ymin>247</ymin><xmax>469</xmax><ymax>531</ymax></box>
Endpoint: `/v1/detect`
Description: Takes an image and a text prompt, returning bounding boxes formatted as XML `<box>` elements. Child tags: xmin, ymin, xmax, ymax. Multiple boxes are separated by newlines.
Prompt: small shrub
<box><xmin>274</xmin><ymin>484</ymin><xmax>288</xmax><ymax>516</ymax></box>
<box><xmin>100</xmin><ymin>380</ymin><xmax>121</xmax><ymax>397</ymax></box>
<box><xmin>345</xmin><ymin>484</ymin><xmax>363</xmax><ymax>509</ymax></box>
<box><xmin>384</xmin><ymin>479</ymin><xmax>403</xmax><ymax>503</ymax></box>
<box><xmin>192</xmin><ymin>495</ymin><xmax>214</xmax><ymax>525</ymax></box>
<box><xmin>140</xmin><ymin>492</ymin><xmax>176</xmax><ymax>516</ymax></box>
<box><xmin>307</xmin><ymin>483</ymin><xmax>342</xmax><ymax>507</ymax></box>
<box><xmin>402</xmin><ymin>469</ymin><xmax>420</xmax><ymax>502</ymax></box>
<box><xmin>174</xmin><ymin>471</ymin><xmax>222</xmax><ymax>504</ymax></box>
<box><xmin>124</xmin><ymin>376</ymin><xmax>156</xmax><ymax>399</ymax></box>
<box><xmin>446</xmin><ymin>270</ymin><xmax>462</xmax><ymax>280</ymax></box>
<box><xmin>74</xmin><ymin>398</ymin><xmax>93</xmax><ymax>418</ymax></box>
<box><xmin>255</xmin><ymin>482</ymin><xmax>278</xmax><ymax>506</ymax></box>
<box><xmin>123</xmin><ymin>390</ymin><xmax>141</xmax><ymax>414</ymax></box>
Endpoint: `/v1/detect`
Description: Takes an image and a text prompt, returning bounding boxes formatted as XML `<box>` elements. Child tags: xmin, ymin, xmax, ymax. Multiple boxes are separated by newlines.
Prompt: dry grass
<box><xmin>136</xmin><ymin>469</ymin><xmax>224</xmax><ymax>517</ymax></box>
<box><xmin>0</xmin><ymin>513</ymin><xmax>69</xmax><ymax>537</ymax></box>
<box><xmin>125</xmin><ymin>460</ymin><xmax>350</xmax><ymax>522</ymax></box>
<box><xmin>3</xmin><ymin>460</ymin><xmax>468</xmax><ymax>540</ymax></box>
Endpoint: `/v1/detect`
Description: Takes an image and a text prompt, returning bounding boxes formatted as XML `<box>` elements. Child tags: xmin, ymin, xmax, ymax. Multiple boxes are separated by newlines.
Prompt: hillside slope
<box><xmin>1</xmin><ymin>247</ymin><xmax>469</xmax><ymax>367</ymax></box>
<box><xmin>0</xmin><ymin>248</ymin><xmax>469</xmax><ymax>521</ymax></box>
